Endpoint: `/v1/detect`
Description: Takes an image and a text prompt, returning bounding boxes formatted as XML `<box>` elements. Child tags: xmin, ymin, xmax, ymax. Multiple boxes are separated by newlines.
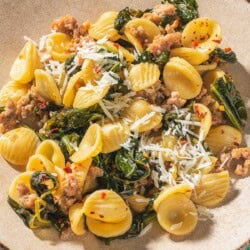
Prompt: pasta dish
<box><xmin>0</xmin><ymin>0</ymin><xmax>248</xmax><ymax>243</ymax></box>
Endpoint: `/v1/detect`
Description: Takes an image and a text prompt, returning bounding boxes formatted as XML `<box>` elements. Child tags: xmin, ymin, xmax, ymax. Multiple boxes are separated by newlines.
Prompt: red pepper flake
<box><xmin>185</xmin><ymin>189</ymin><xmax>192</xmax><ymax>193</ymax></box>
<box><xmin>101</xmin><ymin>192</ymin><xmax>107</xmax><ymax>199</ymax></box>
<box><xmin>38</xmin><ymin>100</ymin><xmax>48</xmax><ymax>110</ymax></box>
<box><xmin>194</xmin><ymin>105</ymin><xmax>207</xmax><ymax>119</ymax></box>
<box><xmin>180</xmin><ymin>139</ymin><xmax>187</xmax><ymax>145</ymax></box>
<box><xmin>64</xmin><ymin>162</ymin><xmax>72</xmax><ymax>173</ymax></box>
<box><xmin>90</xmin><ymin>211</ymin><xmax>95</xmax><ymax>214</ymax></box>
<box><xmin>114</xmin><ymin>43</ymin><xmax>120</xmax><ymax>49</ymax></box>
<box><xmin>212</xmin><ymin>39</ymin><xmax>221</xmax><ymax>44</ymax></box>
<box><xmin>51</xmin><ymin>128</ymin><xmax>59</xmax><ymax>134</ymax></box>
<box><xmin>99</xmin><ymin>214</ymin><xmax>104</xmax><ymax>219</ymax></box>
<box><xmin>94</xmin><ymin>65</ymin><xmax>101</xmax><ymax>73</ymax></box>
<box><xmin>144</xmin><ymin>165</ymin><xmax>150</xmax><ymax>169</ymax></box>
<box><xmin>224</xmin><ymin>47</ymin><xmax>232</xmax><ymax>52</ymax></box>
<box><xmin>191</xmin><ymin>40</ymin><xmax>199</xmax><ymax>47</ymax></box>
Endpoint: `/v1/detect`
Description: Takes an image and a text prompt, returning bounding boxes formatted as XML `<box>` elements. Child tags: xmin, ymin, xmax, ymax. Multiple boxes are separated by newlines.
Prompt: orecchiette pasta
<box><xmin>10</xmin><ymin>41</ymin><xmax>41</xmax><ymax>84</ymax></box>
<box><xmin>205</xmin><ymin>125</ymin><xmax>242</xmax><ymax>155</ymax></box>
<box><xmin>157</xmin><ymin>193</ymin><xmax>198</xmax><ymax>236</ymax></box>
<box><xmin>86</xmin><ymin>208</ymin><xmax>132</xmax><ymax>238</ymax></box>
<box><xmin>128</xmin><ymin>62</ymin><xmax>160</xmax><ymax>91</ymax></box>
<box><xmin>70</xmin><ymin>123</ymin><xmax>102</xmax><ymax>163</ymax></box>
<box><xmin>170</xmin><ymin>47</ymin><xmax>209</xmax><ymax>65</ymax></box>
<box><xmin>193</xmin><ymin>103</ymin><xmax>212</xmax><ymax>138</ymax></box>
<box><xmin>89</xmin><ymin>12</ymin><xmax>120</xmax><ymax>41</ymax></box>
<box><xmin>203</xmin><ymin>69</ymin><xmax>225</xmax><ymax>88</ymax></box>
<box><xmin>0</xmin><ymin>127</ymin><xmax>39</xmax><ymax>166</ymax></box>
<box><xmin>163</xmin><ymin>57</ymin><xmax>203</xmax><ymax>99</ymax></box>
<box><xmin>83</xmin><ymin>189</ymin><xmax>130</xmax><ymax>223</ymax></box>
<box><xmin>153</xmin><ymin>183</ymin><xmax>193</xmax><ymax>211</ymax></box>
<box><xmin>69</xmin><ymin>202</ymin><xmax>86</xmax><ymax>236</ymax></box>
<box><xmin>34</xmin><ymin>69</ymin><xmax>62</xmax><ymax>105</ymax></box>
<box><xmin>182</xmin><ymin>18</ymin><xmax>222</xmax><ymax>54</ymax></box>
<box><xmin>0</xmin><ymin>81</ymin><xmax>30</xmax><ymax>106</ymax></box>
<box><xmin>191</xmin><ymin>171</ymin><xmax>230</xmax><ymax>207</ymax></box>
<box><xmin>26</xmin><ymin>154</ymin><xmax>55</xmax><ymax>173</ymax></box>
<box><xmin>35</xmin><ymin>140</ymin><xmax>65</xmax><ymax>168</ymax></box>
<box><xmin>45</xmin><ymin>32</ymin><xmax>73</xmax><ymax>62</ymax></box>
<box><xmin>124</xmin><ymin>18</ymin><xmax>160</xmax><ymax>52</ymax></box>
<box><xmin>73</xmin><ymin>85</ymin><xmax>109</xmax><ymax>109</ymax></box>
<box><xmin>101</xmin><ymin>120</ymin><xmax>130</xmax><ymax>153</ymax></box>
<box><xmin>123</xmin><ymin>99</ymin><xmax>162</xmax><ymax>132</ymax></box>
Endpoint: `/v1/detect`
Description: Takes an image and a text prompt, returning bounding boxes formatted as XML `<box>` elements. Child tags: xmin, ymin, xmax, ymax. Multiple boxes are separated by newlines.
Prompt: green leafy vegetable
<box><xmin>135</xmin><ymin>50</ymin><xmax>170</xmax><ymax>70</ymax></box>
<box><xmin>64</xmin><ymin>55</ymin><xmax>81</xmax><ymax>77</ymax></box>
<box><xmin>43</xmin><ymin>107</ymin><xmax>103</xmax><ymax>139</ymax></box>
<box><xmin>114</xmin><ymin>7</ymin><xmax>152</xmax><ymax>33</ymax></box>
<box><xmin>59</xmin><ymin>133</ymin><xmax>80</xmax><ymax>158</ymax></box>
<box><xmin>163</xmin><ymin>0</ymin><xmax>199</xmax><ymax>27</ymax></box>
<box><xmin>211</xmin><ymin>77</ymin><xmax>247</xmax><ymax>130</ymax></box>
<box><xmin>0</xmin><ymin>106</ymin><xmax>5</xmax><ymax>113</ymax></box>
<box><xmin>159</xmin><ymin>14</ymin><xmax>176</xmax><ymax>27</ymax></box>
<box><xmin>210</xmin><ymin>48</ymin><xmax>237</xmax><ymax>64</ymax></box>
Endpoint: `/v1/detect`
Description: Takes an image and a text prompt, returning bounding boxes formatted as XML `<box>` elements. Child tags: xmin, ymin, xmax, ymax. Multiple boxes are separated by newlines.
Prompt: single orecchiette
<box><xmin>26</xmin><ymin>154</ymin><xmax>55</xmax><ymax>173</ymax></box>
<box><xmin>89</xmin><ymin>11</ymin><xmax>120</xmax><ymax>41</ymax></box>
<box><xmin>101</xmin><ymin>120</ymin><xmax>130</xmax><ymax>153</ymax></box>
<box><xmin>34</xmin><ymin>69</ymin><xmax>62</xmax><ymax>105</ymax></box>
<box><xmin>123</xmin><ymin>99</ymin><xmax>162</xmax><ymax>132</ymax></box>
<box><xmin>163</xmin><ymin>57</ymin><xmax>203</xmax><ymax>99</ymax></box>
<box><xmin>128</xmin><ymin>62</ymin><xmax>160</xmax><ymax>91</ymax></box>
<box><xmin>35</xmin><ymin>140</ymin><xmax>65</xmax><ymax>168</ymax></box>
<box><xmin>205</xmin><ymin>125</ymin><xmax>242</xmax><ymax>155</ymax></box>
<box><xmin>156</xmin><ymin>193</ymin><xmax>198</xmax><ymax>236</ymax></box>
<box><xmin>10</xmin><ymin>41</ymin><xmax>41</xmax><ymax>84</ymax></box>
<box><xmin>191</xmin><ymin>171</ymin><xmax>230</xmax><ymax>207</ymax></box>
<box><xmin>70</xmin><ymin>123</ymin><xmax>102</xmax><ymax>163</ymax></box>
<box><xmin>170</xmin><ymin>47</ymin><xmax>209</xmax><ymax>65</ymax></box>
<box><xmin>182</xmin><ymin>18</ymin><xmax>222</xmax><ymax>54</ymax></box>
<box><xmin>0</xmin><ymin>127</ymin><xmax>39</xmax><ymax>166</ymax></box>
<box><xmin>45</xmin><ymin>32</ymin><xmax>73</xmax><ymax>62</ymax></box>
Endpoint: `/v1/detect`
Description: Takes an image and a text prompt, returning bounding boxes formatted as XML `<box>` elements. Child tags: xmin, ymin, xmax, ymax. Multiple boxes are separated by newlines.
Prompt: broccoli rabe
<box><xmin>210</xmin><ymin>48</ymin><xmax>237</xmax><ymax>64</ymax></box>
<box><xmin>211</xmin><ymin>77</ymin><xmax>247</xmax><ymax>130</ymax></box>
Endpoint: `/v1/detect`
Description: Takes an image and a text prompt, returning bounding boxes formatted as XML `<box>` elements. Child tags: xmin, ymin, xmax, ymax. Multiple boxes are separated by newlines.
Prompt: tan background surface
<box><xmin>0</xmin><ymin>0</ymin><xmax>250</xmax><ymax>249</ymax></box>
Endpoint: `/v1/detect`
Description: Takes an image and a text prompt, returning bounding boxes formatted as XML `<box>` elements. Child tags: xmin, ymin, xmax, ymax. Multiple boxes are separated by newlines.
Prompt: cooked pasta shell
<box><xmin>45</xmin><ymin>32</ymin><xmax>73</xmax><ymax>62</ymax></box>
<box><xmin>128</xmin><ymin>63</ymin><xmax>160</xmax><ymax>91</ymax></box>
<box><xmin>8</xmin><ymin>171</ymin><xmax>36</xmax><ymax>205</ymax></box>
<box><xmin>10</xmin><ymin>41</ymin><xmax>41</xmax><ymax>84</ymax></box>
<box><xmin>86</xmin><ymin>208</ymin><xmax>132</xmax><ymax>238</ymax></box>
<box><xmin>101</xmin><ymin>121</ymin><xmax>130</xmax><ymax>153</ymax></box>
<box><xmin>0</xmin><ymin>81</ymin><xmax>29</xmax><ymax>106</ymax></box>
<box><xmin>70</xmin><ymin>124</ymin><xmax>102</xmax><ymax>163</ymax></box>
<box><xmin>26</xmin><ymin>154</ymin><xmax>55</xmax><ymax>173</ymax></box>
<box><xmin>193</xmin><ymin>103</ymin><xmax>212</xmax><ymax>138</ymax></box>
<box><xmin>0</xmin><ymin>128</ymin><xmax>39</xmax><ymax>166</ymax></box>
<box><xmin>153</xmin><ymin>183</ymin><xmax>193</xmax><ymax>211</ymax></box>
<box><xmin>157</xmin><ymin>193</ymin><xmax>198</xmax><ymax>236</ymax></box>
<box><xmin>203</xmin><ymin>69</ymin><xmax>225</xmax><ymax>88</ymax></box>
<box><xmin>35</xmin><ymin>140</ymin><xmax>65</xmax><ymax>168</ymax></box>
<box><xmin>161</xmin><ymin>135</ymin><xmax>178</xmax><ymax>161</ymax></box>
<box><xmin>163</xmin><ymin>57</ymin><xmax>202</xmax><ymax>99</ymax></box>
<box><xmin>124</xmin><ymin>18</ymin><xmax>160</xmax><ymax>52</ymax></box>
<box><xmin>123</xmin><ymin>99</ymin><xmax>162</xmax><ymax>133</ymax></box>
<box><xmin>73</xmin><ymin>85</ymin><xmax>109</xmax><ymax>109</ymax></box>
<box><xmin>103</xmin><ymin>41</ymin><xmax>135</xmax><ymax>62</ymax></box>
<box><xmin>89</xmin><ymin>11</ymin><xmax>120</xmax><ymax>41</ymax></box>
<box><xmin>83</xmin><ymin>189</ymin><xmax>130</xmax><ymax>223</ymax></box>
<box><xmin>191</xmin><ymin>171</ymin><xmax>230</xmax><ymax>207</ymax></box>
<box><xmin>69</xmin><ymin>202</ymin><xmax>86</xmax><ymax>236</ymax></box>
<box><xmin>34</xmin><ymin>69</ymin><xmax>61</xmax><ymax>105</ymax></box>
<box><xmin>170</xmin><ymin>47</ymin><xmax>209</xmax><ymax>65</ymax></box>
<box><xmin>205</xmin><ymin>125</ymin><xmax>242</xmax><ymax>155</ymax></box>
<box><xmin>200</xmin><ymin>156</ymin><xmax>218</xmax><ymax>175</ymax></box>
<box><xmin>182</xmin><ymin>18</ymin><xmax>222</xmax><ymax>54</ymax></box>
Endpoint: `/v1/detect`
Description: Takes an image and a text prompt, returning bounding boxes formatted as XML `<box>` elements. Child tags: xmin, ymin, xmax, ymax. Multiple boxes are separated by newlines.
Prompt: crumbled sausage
<box><xmin>143</xmin><ymin>3</ymin><xmax>176</xmax><ymax>25</ymax></box>
<box><xmin>16</xmin><ymin>183</ymin><xmax>37</xmax><ymax>210</ymax></box>
<box><xmin>166</xmin><ymin>91</ymin><xmax>187</xmax><ymax>108</ymax></box>
<box><xmin>51</xmin><ymin>15</ymin><xmax>90</xmax><ymax>39</ymax></box>
<box><xmin>147</xmin><ymin>33</ymin><xmax>181</xmax><ymax>56</ymax></box>
<box><xmin>129</xmin><ymin>25</ymin><xmax>149</xmax><ymax>47</ymax></box>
